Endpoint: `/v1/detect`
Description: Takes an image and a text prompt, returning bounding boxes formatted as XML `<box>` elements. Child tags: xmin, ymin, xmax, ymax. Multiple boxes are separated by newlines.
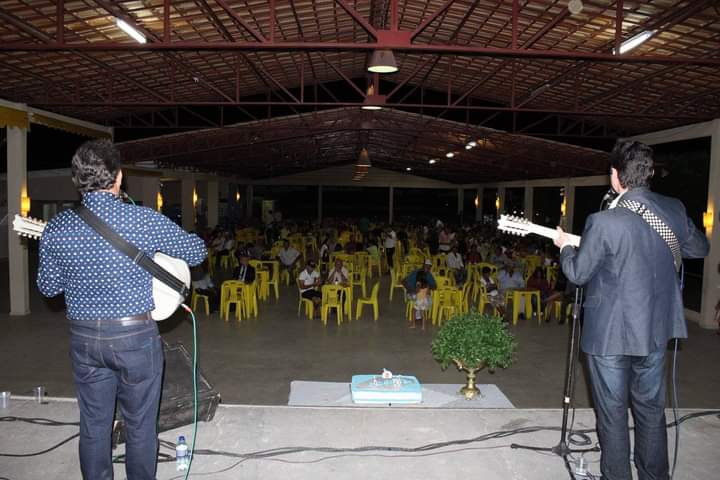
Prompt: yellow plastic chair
<box><xmin>460</xmin><ymin>281</ymin><xmax>473</xmax><ymax>313</ymax></box>
<box><xmin>296</xmin><ymin>280</ymin><xmax>315</xmax><ymax>319</ymax></box>
<box><xmin>504</xmin><ymin>289</ymin><xmax>542</xmax><ymax>325</ymax></box>
<box><xmin>321</xmin><ymin>284</ymin><xmax>344</xmax><ymax>325</ymax></box>
<box><xmin>434</xmin><ymin>276</ymin><xmax>453</xmax><ymax>289</ymax></box>
<box><xmin>220</xmin><ymin>280</ymin><xmax>244</xmax><ymax>322</ymax></box>
<box><xmin>478</xmin><ymin>284</ymin><xmax>499</xmax><ymax>316</ymax></box>
<box><xmin>263</xmin><ymin>261</ymin><xmax>280</xmax><ymax>301</ymax></box>
<box><xmin>191</xmin><ymin>288</ymin><xmax>210</xmax><ymax>316</ymax></box>
<box><xmin>546</xmin><ymin>265</ymin><xmax>559</xmax><ymax>289</ymax></box>
<box><xmin>350</xmin><ymin>262</ymin><xmax>367</xmax><ymax>297</ymax></box>
<box><xmin>243</xmin><ymin>282</ymin><xmax>259</xmax><ymax>318</ymax></box>
<box><xmin>552</xmin><ymin>300</ymin><xmax>573</xmax><ymax>323</ymax></box>
<box><xmin>219</xmin><ymin>254</ymin><xmax>231</xmax><ymax>271</ymax></box>
<box><xmin>388</xmin><ymin>268</ymin><xmax>405</xmax><ymax>301</ymax></box>
<box><xmin>355</xmin><ymin>282</ymin><xmax>380</xmax><ymax>321</ymax></box>
<box><xmin>435</xmin><ymin>288</ymin><xmax>462</xmax><ymax>326</ymax></box>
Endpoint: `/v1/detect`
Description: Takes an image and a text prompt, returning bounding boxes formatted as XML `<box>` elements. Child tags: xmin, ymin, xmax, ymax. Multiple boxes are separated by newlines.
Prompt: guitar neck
<box><xmin>526</xmin><ymin>223</ymin><xmax>581</xmax><ymax>247</ymax></box>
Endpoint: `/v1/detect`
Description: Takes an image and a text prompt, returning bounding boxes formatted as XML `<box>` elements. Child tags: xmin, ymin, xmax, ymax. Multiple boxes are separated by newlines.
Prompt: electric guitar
<box><xmin>497</xmin><ymin>214</ymin><xmax>582</xmax><ymax>248</ymax></box>
<box><xmin>12</xmin><ymin>214</ymin><xmax>190</xmax><ymax>321</ymax></box>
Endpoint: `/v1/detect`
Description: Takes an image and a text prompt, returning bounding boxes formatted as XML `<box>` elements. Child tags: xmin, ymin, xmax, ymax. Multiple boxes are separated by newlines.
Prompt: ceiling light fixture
<box><xmin>468</xmin><ymin>141</ymin><xmax>477</xmax><ymax>147</ymax></box>
<box><xmin>428</xmin><ymin>159</ymin><xmax>437</xmax><ymax>165</ymax></box>
<box><xmin>614</xmin><ymin>30</ymin><xmax>655</xmax><ymax>55</ymax></box>
<box><xmin>446</xmin><ymin>152</ymin><xmax>455</xmax><ymax>158</ymax></box>
<box><xmin>406</xmin><ymin>167</ymin><xmax>412</xmax><ymax>172</ymax></box>
<box><xmin>116</xmin><ymin>18</ymin><xmax>147</xmax><ymax>44</ymax></box>
<box><xmin>568</xmin><ymin>0</ymin><xmax>584</xmax><ymax>16</ymax></box>
<box><xmin>465</xmin><ymin>144</ymin><xmax>473</xmax><ymax>150</ymax></box>
<box><xmin>368</xmin><ymin>49</ymin><xmax>398</xmax><ymax>74</ymax></box>
<box><xmin>361</xmin><ymin>84</ymin><xmax>385</xmax><ymax>110</ymax></box>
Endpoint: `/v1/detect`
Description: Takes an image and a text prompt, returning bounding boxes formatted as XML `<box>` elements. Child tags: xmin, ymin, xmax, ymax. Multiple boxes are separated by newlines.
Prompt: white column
<box><xmin>497</xmin><ymin>187</ymin><xmax>506</xmax><ymax>216</ymax></box>
<box><xmin>207</xmin><ymin>180</ymin><xmax>219</xmax><ymax>228</ymax></box>
<box><xmin>245</xmin><ymin>184</ymin><xmax>254</xmax><ymax>219</ymax></box>
<box><xmin>181</xmin><ymin>176</ymin><xmax>196</xmax><ymax>231</ymax></box>
<box><xmin>700</xmin><ymin>119</ymin><xmax>720</xmax><ymax>329</ymax></box>
<box><xmin>475</xmin><ymin>187</ymin><xmax>484</xmax><ymax>222</ymax></box>
<box><xmin>317</xmin><ymin>185</ymin><xmax>323</xmax><ymax>224</ymax></box>
<box><xmin>564</xmin><ymin>184</ymin><xmax>576</xmax><ymax>233</ymax></box>
<box><xmin>7</xmin><ymin>126</ymin><xmax>30</xmax><ymax>315</ymax></box>
<box><xmin>388</xmin><ymin>186</ymin><xmax>394</xmax><ymax>224</ymax></box>
<box><xmin>524</xmin><ymin>186</ymin><xmax>534</xmax><ymax>220</ymax></box>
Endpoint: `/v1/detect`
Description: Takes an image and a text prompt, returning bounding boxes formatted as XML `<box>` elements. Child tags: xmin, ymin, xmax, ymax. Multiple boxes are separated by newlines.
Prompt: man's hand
<box><xmin>554</xmin><ymin>226</ymin><xmax>570</xmax><ymax>249</ymax></box>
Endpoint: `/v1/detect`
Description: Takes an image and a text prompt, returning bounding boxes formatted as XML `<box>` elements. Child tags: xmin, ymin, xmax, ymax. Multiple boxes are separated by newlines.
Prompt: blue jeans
<box><xmin>585</xmin><ymin>350</ymin><xmax>669</xmax><ymax>480</ymax></box>
<box><xmin>69</xmin><ymin>320</ymin><xmax>164</xmax><ymax>480</ymax></box>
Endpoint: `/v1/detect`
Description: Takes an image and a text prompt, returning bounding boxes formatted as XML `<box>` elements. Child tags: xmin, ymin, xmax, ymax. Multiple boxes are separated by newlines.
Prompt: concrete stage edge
<box><xmin>1</xmin><ymin>398</ymin><xmax>719</xmax><ymax>480</ymax></box>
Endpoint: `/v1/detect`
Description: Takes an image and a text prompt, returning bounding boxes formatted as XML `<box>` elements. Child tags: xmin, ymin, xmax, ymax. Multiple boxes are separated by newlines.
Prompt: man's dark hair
<box><xmin>610</xmin><ymin>140</ymin><xmax>654</xmax><ymax>189</ymax></box>
<box><xmin>71</xmin><ymin>139</ymin><xmax>122</xmax><ymax>194</ymax></box>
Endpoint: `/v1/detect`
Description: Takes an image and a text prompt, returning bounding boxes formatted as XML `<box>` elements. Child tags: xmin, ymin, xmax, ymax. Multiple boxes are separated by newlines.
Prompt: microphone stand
<box><xmin>511</xmin><ymin>197</ymin><xmax>611</xmax><ymax>467</ymax></box>
<box><xmin>510</xmin><ymin>286</ymin><xmax>598</xmax><ymax>457</ymax></box>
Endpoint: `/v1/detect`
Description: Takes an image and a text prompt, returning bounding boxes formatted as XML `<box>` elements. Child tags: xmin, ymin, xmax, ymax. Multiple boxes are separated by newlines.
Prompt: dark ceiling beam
<box><xmin>521</xmin><ymin>9</ymin><xmax>570</xmax><ymax>49</ymax></box>
<box><xmin>215</xmin><ymin>0</ymin><xmax>267</xmax><ymax>42</ymax></box>
<box><xmin>334</xmin><ymin>0</ymin><xmax>378</xmax><ymax>39</ymax></box>
<box><xmin>3</xmin><ymin>41</ymin><xmax>719</xmax><ymax>65</ymax></box>
<box><xmin>410</xmin><ymin>0</ymin><xmax>457</xmax><ymax>41</ymax></box>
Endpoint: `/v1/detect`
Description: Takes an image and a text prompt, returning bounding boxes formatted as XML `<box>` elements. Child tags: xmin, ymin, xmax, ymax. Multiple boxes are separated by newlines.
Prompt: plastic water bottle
<box><xmin>176</xmin><ymin>435</ymin><xmax>189</xmax><ymax>471</ymax></box>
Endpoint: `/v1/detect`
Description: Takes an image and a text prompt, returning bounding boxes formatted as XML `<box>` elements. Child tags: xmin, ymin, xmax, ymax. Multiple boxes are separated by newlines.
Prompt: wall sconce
<box><xmin>236</xmin><ymin>190</ymin><xmax>241</xmax><ymax>203</ymax></box>
<box><xmin>495</xmin><ymin>195</ymin><xmax>500</xmax><ymax>211</ymax></box>
<box><xmin>703</xmin><ymin>210</ymin><xmax>713</xmax><ymax>231</ymax></box>
<box><xmin>560</xmin><ymin>194</ymin><xmax>567</xmax><ymax>216</ymax></box>
<box><xmin>192</xmin><ymin>188</ymin><xmax>198</xmax><ymax>208</ymax></box>
<box><xmin>20</xmin><ymin>193</ymin><xmax>31</xmax><ymax>216</ymax></box>
<box><xmin>156</xmin><ymin>191</ymin><xmax>163</xmax><ymax>212</ymax></box>
<box><xmin>474</xmin><ymin>195</ymin><xmax>479</xmax><ymax>208</ymax></box>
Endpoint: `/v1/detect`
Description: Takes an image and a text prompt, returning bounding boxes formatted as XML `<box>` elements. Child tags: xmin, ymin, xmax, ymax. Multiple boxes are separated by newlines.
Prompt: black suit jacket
<box><xmin>560</xmin><ymin>188</ymin><xmax>708</xmax><ymax>356</ymax></box>
<box><xmin>234</xmin><ymin>264</ymin><xmax>256</xmax><ymax>284</ymax></box>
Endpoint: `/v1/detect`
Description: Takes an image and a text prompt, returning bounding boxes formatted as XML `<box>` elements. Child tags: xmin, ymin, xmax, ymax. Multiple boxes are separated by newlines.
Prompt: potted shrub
<box><xmin>431</xmin><ymin>310</ymin><xmax>516</xmax><ymax>399</ymax></box>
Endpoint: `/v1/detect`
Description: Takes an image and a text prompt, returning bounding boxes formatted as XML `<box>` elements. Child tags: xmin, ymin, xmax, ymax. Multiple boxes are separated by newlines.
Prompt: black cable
<box><xmin>0</xmin><ymin>433</ymin><xmax>79</xmax><ymax>457</ymax></box>
<box><xmin>0</xmin><ymin>416</ymin><xmax>80</xmax><ymax>426</ymax></box>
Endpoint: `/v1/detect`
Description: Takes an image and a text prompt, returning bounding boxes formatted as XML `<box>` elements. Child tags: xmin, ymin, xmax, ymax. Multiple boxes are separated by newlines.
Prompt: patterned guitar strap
<box><xmin>618</xmin><ymin>199</ymin><xmax>682</xmax><ymax>272</ymax></box>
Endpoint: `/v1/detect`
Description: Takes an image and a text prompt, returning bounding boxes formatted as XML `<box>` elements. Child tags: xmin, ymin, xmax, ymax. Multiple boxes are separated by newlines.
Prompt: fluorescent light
<box><xmin>116</xmin><ymin>18</ymin><xmax>147</xmax><ymax>44</ymax></box>
<box><xmin>428</xmin><ymin>159</ymin><xmax>437</xmax><ymax>165</ymax></box>
<box><xmin>465</xmin><ymin>144</ymin><xmax>473</xmax><ymax>150</ymax></box>
<box><xmin>405</xmin><ymin>167</ymin><xmax>412</xmax><ymax>172</ymax></box>
<box><xmin>468</xmin><ymin>141</ymin><xmax>477</xmax><ymax>147</ymax></box>
<box><xmin>361</xmin><ymin>105</ymin><xmax>382</xmax><ymax>111</ymax></box>
<box><xmin>614</xmin><ymin>30</ymin><xmax>654</xmax><ymax>55</ymax></box>
<box><xmin>446</xmin><ymin>152</ymin><xmax>454</xmax><ymax>158</ymax></box>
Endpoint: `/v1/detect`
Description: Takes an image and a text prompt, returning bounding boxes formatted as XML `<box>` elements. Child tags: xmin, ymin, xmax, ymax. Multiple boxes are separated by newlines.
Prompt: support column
<box><xmin>497</xmin><ymin>187</ymin><xmax>506</xmax><ymax>216</ymax></box>
<box><xmin>245</xmin><ymin>184</ymin><xmax>254</xmax><ymax>219</ymax></box>
<box><xmin>475</xmin><ymin>187</ymin><xmax>484</xmax><ymax>222</ymax></box>
<box><xmin>141</xmin><ymin>177</ymin><xmax>159</xmax><ymax>210</ymax></box>
<box><xmin>317</xmin><ymin>185</ymin><xmax>323</xmax><ymax>224</ymax></box>
<box><xmin>181</xmin><ymin>176</ymin><xmax>196</xmax><ymax>232</ymax></box>
<box><xmin>524</xmin><ymin>186</ymin><xmax>534</xmax><ymax>220</ymax></box>
<box><xmin>388</xmin><ymin>186</ymin><xmax>394</xmax><ymax>224</ymax></box>
<box><xmin>563</xmin><ymin>184</ymin><xmax>576</xmax><ymax>233</ymax></box>
<box><xmin>700</xmin><ymin>119</ymin><xmax>720</xmax><ymax>329</ymax></box>
<box><xmin>207</xmin><ymin>180</ymin><xmax>219</xmax><ymax>228</ymax></box>
<box><xmin>7</xmin><ymin>126</ymin><xmax>30</xmax><ymax>315</ymax></box>
<box><xmin>457</xmin><ymin>187</ymin><xmax>464</xmax><ymax>221</ymax></box>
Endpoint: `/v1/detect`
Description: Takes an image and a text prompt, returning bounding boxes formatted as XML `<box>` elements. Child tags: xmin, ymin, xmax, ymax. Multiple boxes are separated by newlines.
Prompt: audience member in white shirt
<box><xmin>384</xmin><ymin>228</ymin><xmax>397</xmax><ymax>267</ymax></box>
<box><xmin>298</xmin><ymin>261</ymin><xmax>322</xmax><ymax>315</ymax></box>
<box><xmin>326</xmin><ymin>259</ymin><xmax>350</xmax><ymax>286</ymax></box>
<box><xmin>446</xmin><ymin>245</ymin><xmax>466</xmax><ymax>284</ymax></box>
<box><xmin>277</xmin><ymin>239</ymin><xmax>301</xmax><ymax>273</ymax></box>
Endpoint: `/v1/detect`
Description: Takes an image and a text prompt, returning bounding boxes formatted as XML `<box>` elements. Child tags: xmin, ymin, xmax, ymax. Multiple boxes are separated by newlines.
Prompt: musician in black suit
<box><xmin>234</xmin><ymin>250</ymin><xmax>256</xmax><ymax>284</ymax></box>
<box><xmin>554</xmin><ymin>140</ymin><xmax>709</xmax><ymax>480</ymax></box>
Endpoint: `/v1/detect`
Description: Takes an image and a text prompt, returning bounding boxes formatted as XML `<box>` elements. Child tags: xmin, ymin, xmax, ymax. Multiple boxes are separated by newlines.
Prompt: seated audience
<box><xmin>404</xmin><ymin>259</ymin><xmax>437</xmax><ymax>293</ymax></box>
<box><xmin>326</xmin><ymin>259</ymin><xmax>350</xmax><ymax>286</ymax></box>
<box><xmin>479</xmin><ymin>266</ymin><xmax>505</xmax><ymax>316</ymax></box>
<box><xmin>234</xmin><ymin>250</ymin><xmax>256</xmax><ymax>284</ymax></box>
<box><xmin>527</xmin><ymin>268</ymin><xmax>563</xmax><ymax>319</ymax></box>
<box><xmin>446</xmin><ymin>245</ymin><xmax>466</xmax><ymax>284</ymax></box>
<box><xmin>191</xmin><ymin>261</ymin><xmax>218</xmax><ymax>312</ymax></box>
<box><xmin>298</xmin><ymin>261</ymin><xmax>322</xmax><ymax>314</ymax></box>
<box><xmin>497</xmin><ymin>262</ymin><xmax>525</xmax><ymax>293</ymax></box>
<box><xmin>277</xmin><ymin>239</ymin><xmax>300</xmax><ymax>273</ymax></box>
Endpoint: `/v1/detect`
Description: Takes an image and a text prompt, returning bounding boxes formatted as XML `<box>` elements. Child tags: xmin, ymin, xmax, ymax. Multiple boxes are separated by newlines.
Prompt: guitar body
<box><xmin>151</xmin><ymin>252</ymin><xmax>190</xmax><ymax>321</ymax></box>
<box><xmin>13</xmin><ymin>214</ymin><xmax>189</xmax><ymax>322</ymax></box>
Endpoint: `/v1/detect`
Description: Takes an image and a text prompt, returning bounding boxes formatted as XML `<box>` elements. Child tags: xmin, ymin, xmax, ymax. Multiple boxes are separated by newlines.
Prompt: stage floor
<box><xmin>1</xmin><ymin>397</ymin><xmax>718</xmax><ymax>480</ymax></box>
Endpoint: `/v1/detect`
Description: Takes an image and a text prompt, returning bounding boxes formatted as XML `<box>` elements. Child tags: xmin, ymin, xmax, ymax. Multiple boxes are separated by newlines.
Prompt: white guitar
<box><xmin>13</xmin><ymin>214</ymin><xmax>190</xmax><ymax>321</ymax></box>
<box><xmin>497</xmin><ymin>214</ymin><xmax>582</xmax><ymax>248</ymax></box>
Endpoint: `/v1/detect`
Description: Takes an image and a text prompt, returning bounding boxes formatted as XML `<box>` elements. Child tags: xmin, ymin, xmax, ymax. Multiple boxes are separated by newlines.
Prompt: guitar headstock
<box><xmin>13</xmin><ymin>214</ymin><xmax>46</xmax><ymax>239</ymax></box>
<box><xmin>497</xmin><ymin>214</ymin><xmax>531</xmax><ymax>237</ymax></box>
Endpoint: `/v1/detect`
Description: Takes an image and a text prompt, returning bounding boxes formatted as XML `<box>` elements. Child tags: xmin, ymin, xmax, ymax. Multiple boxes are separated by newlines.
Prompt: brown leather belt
<box><xmin>70</xmin><ymin>312</ymin><xmax>154</xmax><ymax>327</ymax></box>
<box><xmin>114</xmin><ymin>312</ymin><xmax>154</xmax><ymax>326</ymax></box>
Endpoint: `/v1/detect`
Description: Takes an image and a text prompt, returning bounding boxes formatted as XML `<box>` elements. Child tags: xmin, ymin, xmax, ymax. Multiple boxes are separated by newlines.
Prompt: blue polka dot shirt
<box><xmin>37</xmin><ymin>191</ymin><xmax>207</xmax><ymax>321</ymax></box>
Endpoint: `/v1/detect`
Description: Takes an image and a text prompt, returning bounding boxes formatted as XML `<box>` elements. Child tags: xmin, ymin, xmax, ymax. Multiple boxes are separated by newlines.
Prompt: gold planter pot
<box><xmin>454</xmin><ymin>360</ymin><xmax>485</xmax><ymax>400</ymax></box>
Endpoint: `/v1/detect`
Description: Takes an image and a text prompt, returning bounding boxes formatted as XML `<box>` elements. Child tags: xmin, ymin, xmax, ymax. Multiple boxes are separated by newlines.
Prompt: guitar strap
<box><xmin>617</xmin><ymin>199</ymin><xmax>682</xmax><ymax>272</ymax></box>
<box><xmin>75</xmin><ymin>205</ymin><xmax>190</xmax><ymax>298</ymax></box>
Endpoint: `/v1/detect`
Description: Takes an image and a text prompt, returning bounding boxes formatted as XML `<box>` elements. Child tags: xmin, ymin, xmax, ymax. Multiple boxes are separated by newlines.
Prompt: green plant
<box><xmin>431</xmin><ymin>310</ymin><xmax>516</xmax><ymax>371</ymax></box>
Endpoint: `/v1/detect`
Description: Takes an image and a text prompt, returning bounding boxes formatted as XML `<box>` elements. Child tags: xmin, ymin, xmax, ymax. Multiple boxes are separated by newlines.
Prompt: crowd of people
<box><xmin>191</xmin><ymin>213</ymin><xmax>573</xmax><ymax>324</ymax></box>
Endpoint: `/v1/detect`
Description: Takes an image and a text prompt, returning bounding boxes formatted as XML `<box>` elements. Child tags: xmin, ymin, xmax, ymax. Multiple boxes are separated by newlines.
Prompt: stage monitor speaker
<box><xmin>112</xmin><ymin>341</ymin><xmax>221</xmax><ymax>445</ymax></box>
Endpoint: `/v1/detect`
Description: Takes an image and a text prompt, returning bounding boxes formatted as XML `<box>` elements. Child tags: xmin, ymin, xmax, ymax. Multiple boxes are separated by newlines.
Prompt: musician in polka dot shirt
<box><xmin>38</xmin><ymin>190</ymin><xmax>207</xmax><ymax>320</ymax></box>
<box><xmin>36</xmin><ymin>139</ymin><xmax>206</xmax><ymax>480</ymax></box>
